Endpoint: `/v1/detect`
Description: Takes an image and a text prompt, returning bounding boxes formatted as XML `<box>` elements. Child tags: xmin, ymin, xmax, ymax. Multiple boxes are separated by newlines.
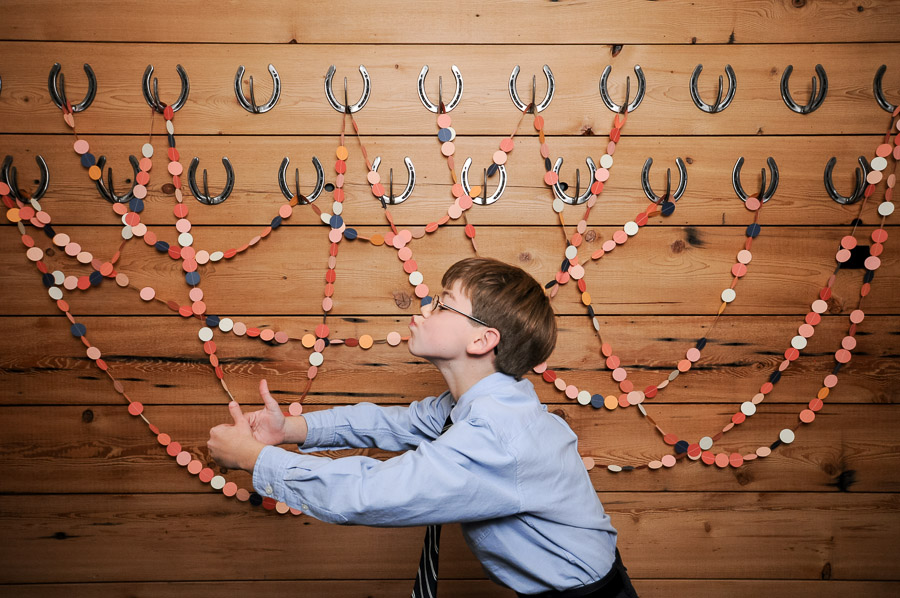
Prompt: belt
<box><xmin>517</xmin><ymin>549</ymin><xmax>631</xmax><ymax>598</ymax></box>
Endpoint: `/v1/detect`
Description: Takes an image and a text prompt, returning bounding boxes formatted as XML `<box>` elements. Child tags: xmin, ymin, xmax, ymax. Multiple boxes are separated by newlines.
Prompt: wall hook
<box><xmin>780</xmin><ymin>64</ymin><xmax>827</xmax><ymax>114</ymax></box>
<box><xmin>461</xmin><ymin>157</ymin><xmax>507</xmax><ymax>205</ymax></box>
<box><xmin>48</xmin><ymin>63</ymin><xmax>97</xmax><ymax>113</ymax></box>
<box><xmin>690</xmin><ymin>64</ymin><xmax>736</xmax><ymax>113</ymax></box>
<box><xmin>874</xmin><ymin>65</ymin><xmax>898</xmax><ymax>114</ymax></box>
<box><xmin>2</xmin><ymin>155</ymin><xmax>50</xmax><ymax>202</ymax></box>
<box><xmin>142</xmin><ymin>64</ymin><xmax>190</xmax><ymax>113</ymax></box>
<box><xmin>733</xmin><ymin>157</ymin><xmax>778</xmax><ymax>203</ymax></box>
<box><xmin>278</xmin><ymin>156</ymin><xmax>324</xmax><ymax>204</ymax></box>
<box><xmin>509</xmin><ymin>65</ymin><xmax>555</xmax><ymax>113</ymax></box>
<box><xmin>418</xmin><ymin>65</ymin><xmax>463</xmax><ymax>113</ymax></box>
<box><xmin>824</xmin><ymin>156</ymin><xmax>869</xmax><ymax>205</ymax></box>
<box><xmin>234</xmin><ymin>64</ymin><xmax>281</xmax><ymax>114</ymax></box>
<box><xmin>371</xmin><ymin>156</ymin><xmax>416</xmax><ymax>205</ymax></box>
<box><xmin>324</xmin><ymin>65</ymin><xmax>370</xmax><ymax>114</ymax></box>
<box><xmin>599</xmin><ymin>65</ymin><xmax>645</xmax><ymax>113</ymax></box>
<box><xmin>188</xmin><ymin>157</ymin><xmax>235</xmax><ymax>205</ymax></box>
<box><xmin>551</xmin><ymin>156</ymin><xmax>596</xmax><ymax>205</ymax></box>
<box><xmin>94</xmin><ymin>155</ymin><xmax>140</xmax><ymax>204</ymax></box>
<box><xmin>642</xmin><ymin>157</ymin><xmax>688</xmax><ymax>208</ymax></box>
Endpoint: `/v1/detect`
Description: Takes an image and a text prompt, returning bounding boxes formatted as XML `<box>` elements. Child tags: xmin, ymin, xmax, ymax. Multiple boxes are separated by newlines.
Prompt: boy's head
<box><xmin>437</xmin><ymin>257</ymin><xmax>557</xmax><ymax>379</ymax></box>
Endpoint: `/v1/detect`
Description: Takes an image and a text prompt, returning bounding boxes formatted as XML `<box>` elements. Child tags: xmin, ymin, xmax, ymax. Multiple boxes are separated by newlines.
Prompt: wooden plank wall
<box><xmin>1</xmin><ymin>1</ymin><xmax>899</xmax><ymax>596</ymax></box>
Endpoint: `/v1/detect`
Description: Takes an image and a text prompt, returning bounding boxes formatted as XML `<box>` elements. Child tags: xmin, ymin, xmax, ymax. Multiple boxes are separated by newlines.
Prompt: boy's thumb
<box><xmin>228</xmin><ymin>401</ymin><xmax>245</xmax><ymax>425</ymax></box>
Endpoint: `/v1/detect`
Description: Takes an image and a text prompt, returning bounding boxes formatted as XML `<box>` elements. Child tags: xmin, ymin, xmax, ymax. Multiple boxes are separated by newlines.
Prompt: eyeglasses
<box><xmin>428</xmin><ymin>295</ymin><xmax>490</xmax><ymax>327</ymax></box>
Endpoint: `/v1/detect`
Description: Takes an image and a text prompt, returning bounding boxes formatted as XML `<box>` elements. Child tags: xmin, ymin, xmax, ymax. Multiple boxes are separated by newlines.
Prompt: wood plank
<box><xmin>0</xmin><ymin>581</ymin><xmax>515</xmax><ymax>598</ymax></box>
<box><xmin>1</xmin><ymin>134</ymin><xmax>894</xmax><ymax>228</ymax></box>
<box><xmin>0</xmin><ymin>404</ymin><xmax>896</xmax><ymax>493</ymax></box>
<box><xmin>3</xmin><ymin>0</ymin><xmax>899</xmax><ymax>44</ymax></box>
<box><xmin>0</xmin><ymin>43</ymin><xmax>897</xmax><ymax>135</ymax></box>
<box><xmin>3</xmin><ymin>580</ymin><xmax>899</xmax><ymax>598</ymax></box>
<box><xmin>1</xmin><ymin>316</ymin><xmax>896</xmax><ymax>407</ymax></box>
<box><xmin>2</xmin><ymin>225</ymin><xmax>897</xmax><ymax>316</ymax></box>
<box><xmin>0</xmin><ymin>493</ymin><xmax>897</xmax><ymax>583</ymax></box>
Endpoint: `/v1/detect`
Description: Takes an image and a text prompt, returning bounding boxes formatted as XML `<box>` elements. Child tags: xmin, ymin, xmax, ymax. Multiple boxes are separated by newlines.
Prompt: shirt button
<box><xmin>265</xmin><ymin>485</ymin><xmax>274</xmax><ymax>495</ymax></box>
<box><xmin>301</xmin><ymin>504</ymin><xmax>309</xmax><ymax>511</ymax></box>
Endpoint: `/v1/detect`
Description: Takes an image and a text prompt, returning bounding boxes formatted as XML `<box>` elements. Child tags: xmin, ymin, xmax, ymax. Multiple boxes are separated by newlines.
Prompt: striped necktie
<box><xmin>411</xmin><ymin>413</ymin><xmax>454</xmax><ymax>598</ymax></box>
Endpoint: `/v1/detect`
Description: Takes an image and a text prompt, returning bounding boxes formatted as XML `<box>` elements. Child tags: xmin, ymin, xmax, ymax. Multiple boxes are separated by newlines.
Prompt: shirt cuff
<box><xmin>252</xmin><ymin>445</ymin><xmax>296</xmax><ymax>502</ymax></box>
<box><xmin>298</xmin><ymin>408</ymin><xmax>337</xmax><ymax>451</ymax></box>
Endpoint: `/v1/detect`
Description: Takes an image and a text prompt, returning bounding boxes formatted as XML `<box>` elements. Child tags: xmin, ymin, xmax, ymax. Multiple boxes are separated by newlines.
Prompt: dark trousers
<box><xmin>516</xmin><ymin>549</ymin><xmax>639</xmax><ymax>598</ymax></box>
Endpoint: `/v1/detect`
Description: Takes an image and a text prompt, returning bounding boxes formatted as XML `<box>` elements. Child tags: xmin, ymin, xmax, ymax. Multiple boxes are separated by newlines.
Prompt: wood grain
<box><xmin>0</xmin><ymin>43</ymin><xmax>897</xmax><ymax>135</ymax></box>
<box><xmin>0</xmin><ymin>404</ymin><xmax>895</xmax><ymax>493</ymax></box>
<box><xmin>0</xmin><ymin>493</ymin><xmax>897</xmax><ymax>583</ymax></box>
<box><xmin>0</xmin><ymin>134</ymin><xmax>895</xmax><ymax>227</ymax></box>
<box><xmin>1</xmin><ymin>316</ymin><xmax>896</xmax><ymax>407</ymax></box>
<box><xmin>3</xmin><ymin>1</ymin><xmax>900</xmax><ymax>44</ymax></box>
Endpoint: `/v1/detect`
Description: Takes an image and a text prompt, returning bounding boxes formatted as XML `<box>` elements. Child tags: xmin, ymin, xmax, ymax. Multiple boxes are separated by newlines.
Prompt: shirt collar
<box><xmin>451</xmin><ymin>371</ymin><xmax>518</xmax><ymax>419</ymax></box>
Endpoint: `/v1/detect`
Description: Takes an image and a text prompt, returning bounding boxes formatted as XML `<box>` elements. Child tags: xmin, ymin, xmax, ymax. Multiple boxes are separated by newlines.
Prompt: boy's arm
<box><xmin>300</xmin><ymin>393</ymin><xmax>453</xmax><ymax>452</ymax></box>
<box><xmin>252</xmin><ymin>416</ymin><xmax>521</xmax><ymax>526</ymax></box>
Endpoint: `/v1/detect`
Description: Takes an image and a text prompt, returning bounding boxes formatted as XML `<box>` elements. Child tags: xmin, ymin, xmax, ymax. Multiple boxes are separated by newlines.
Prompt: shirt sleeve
<box><xmin>253</xmin><ymin>415</ymin><xmax>521</xmax><ymax>527</ymax></box>
<box><xmin>300</xmin><ymin>393</ymin><xmax>452</xmax><ymax>452</ymax></box>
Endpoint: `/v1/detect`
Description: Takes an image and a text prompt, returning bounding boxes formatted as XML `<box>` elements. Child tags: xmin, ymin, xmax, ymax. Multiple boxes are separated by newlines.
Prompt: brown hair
<box><xmin>442</xmin><ymin>257</ymin><xmax>557</xmax><ymax>379</ymax></box>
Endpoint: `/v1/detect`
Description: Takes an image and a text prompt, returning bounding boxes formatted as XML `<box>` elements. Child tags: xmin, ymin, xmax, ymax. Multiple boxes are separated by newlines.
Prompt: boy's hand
<box><xmin>247</xmin><ymin>379</ymin><xmax>288</xmax><ymax>445</ymax></box>
<box><xmin>207</xmin><ymin>401</ymin><xmax>265</xmax><ymax>472</ymax></box>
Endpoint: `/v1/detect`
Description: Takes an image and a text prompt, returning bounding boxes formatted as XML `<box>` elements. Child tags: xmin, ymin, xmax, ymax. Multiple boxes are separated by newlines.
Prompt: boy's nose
<box><xmin>420</xmin><ymin>301</ymin><xmax>434</xmax><ymax>318</ymax></box>
<box><xmin>412</xmin><ymin>314</ymin><xmax>426</xmax><ymax>325</ymax></box>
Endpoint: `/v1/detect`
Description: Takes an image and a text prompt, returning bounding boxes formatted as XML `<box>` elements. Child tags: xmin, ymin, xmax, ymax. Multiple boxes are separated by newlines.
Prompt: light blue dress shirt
<box><xmin>252</xmin><ymin>372</ymin><xmax>618</xmax><ymax>594</ymax></box>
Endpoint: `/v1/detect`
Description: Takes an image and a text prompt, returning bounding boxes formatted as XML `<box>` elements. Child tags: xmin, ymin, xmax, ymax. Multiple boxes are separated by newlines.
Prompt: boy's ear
<box><xmin>467</xmin><ymin>327</ymin><xmax>500</xmax><ymax>357</ymax></box>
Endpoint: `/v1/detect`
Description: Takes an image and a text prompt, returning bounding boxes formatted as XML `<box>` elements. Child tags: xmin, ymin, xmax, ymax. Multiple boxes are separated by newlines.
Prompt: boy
<box><xmin>208</xmin><ymin>257</ymin><xmax>636</xmax><ymax>597</ymax></box>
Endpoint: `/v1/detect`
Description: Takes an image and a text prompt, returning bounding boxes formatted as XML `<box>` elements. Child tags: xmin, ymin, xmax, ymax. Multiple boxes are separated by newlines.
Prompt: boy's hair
<box><xmin>442</xmin><ymin>257</ymin><xmax>557</xmax><ymax>379</ymax></box>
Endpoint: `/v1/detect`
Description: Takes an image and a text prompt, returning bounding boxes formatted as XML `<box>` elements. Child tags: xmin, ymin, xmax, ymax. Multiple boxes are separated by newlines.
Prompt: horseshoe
<box><xmin>418</xmin><ymin>65</ymin><xmax>463</xmax><ymax>113</ymax></box>
<box><xmin>599</xmin><ymin>64</ymin><xmax>646</xmax><ymax>113</ymax></box>
<box><xmin>188</xmin><ymin>157</ymin><xmax>235</xmax><ymax>205</ymax></box>
<box><xmin>278</xmin><ymin>156</ymin><xmax>324</xmax><ymax>204</ymax></box>
<box><xmin>873</xmin><ymin>65</ymin><xmax>898</xmax><ymax>114</ymax></box>
<box><xmin>780</xmin><ymin>64</ymin><xmax>827</xmax><ymax>115</ymax></box>
<box><xmin>824</xmin><ymin>156</ymin><xmax>869</xmax><ymax>205</ymax></box>
<box><xmin>48</xmin><ymin>63</ymin><xmax>97</xmax><ymax>113</ymax></box>
<box><xmin>324</xmin><ymin>65</ymin><xmax>371</xmax><ymax>114</ymax></box>
<box><xmin>2</xmin><ymin>155</ymin><xmax>50</xmax><ymax>202</ymax></box>
<box><xmin>690</xmin><ymin>64</ymin><xmax>736</xmax><ymax>113</ymax></box>
<box><xmin>142</xmin><ymin>64</ymin><xmax>190</xmax><ymax>113</ymax></box>
<box><xmin>371</xmin><ymin>156</ymin><xmax>416</xmax><ymax>205</ymax></box>
<box><xmin>508</xmin><ymin>65</ymin><xmax>555</xmax><ymax>113</ymax></box>
<box><xmin>641</xmin><ymin>157</ymin><xmax>688</xmax><ymax>204</ymax></box>
<box><xmin>95</xmin><ymin>155</ymin><xmax>141</xmax><ymax>204</ymax></box>
<box><xmin>733</xmin><ymin>157</ymin><xmax>779</xmax><ymax>204</ymax></box>
<box><xmin>461</xmin><ymin>157</ymin><xmax>507</xmax><ymax>205</ymax></box>
<box><xmin>234</xmin><ymin>64</ymin><xmax>281</xmax><ymax>114</ymax></box>
<box><xmin>551</xmin><ymin>156</ymin><xmax>596</xmax><ymax>205</ymax></box>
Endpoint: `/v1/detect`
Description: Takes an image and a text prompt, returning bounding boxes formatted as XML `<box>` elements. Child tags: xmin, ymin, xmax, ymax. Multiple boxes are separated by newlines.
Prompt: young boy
<box><xmin>208</xmin><ymin>257</ymin><xmax>636</xmax><ymax>597</ymax></box>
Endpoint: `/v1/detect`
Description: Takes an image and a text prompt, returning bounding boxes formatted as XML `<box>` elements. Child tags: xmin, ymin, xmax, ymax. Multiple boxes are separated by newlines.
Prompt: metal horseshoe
<box><xmin>234</xmin><ymin>64</ymin><xmax>281</xmax><ymax>114</ymax></box>
<box><xmin>690</xmin><ymin>64</ymin><xmax>736</xmax><ymax>113</ymax></box>
<box><xmin>733</xmin><ymin>157</ymin><xmax>778</xmax><ymax>203</ymax></box>
<box><xmin>551</xmin><ymin>156</ymin><xmax>596</xmax><ymax>205</ymax></box>
<box><xmin>142</xmin><ymin>64</ymin><xmax>190</xmax><ymax>113</ymax></box>
<box><xmin>95</xmin><ymin>155</ymin><xmax>140</xmax><ymax>204</ymax></box>
<box><xmin>508</xmin><ymin>65</ymin><xmax>555</xmax><ymax>113</ymax></box>
<box><xmin>418</xmin><ymin>65</ymin><xmax>463</xmax><ymax>113</ymax></box>
<box><xmin>642</xmin><ymin>157</ymin><xmax>688</xmax><ymax>203</ymax></box>
<box><xmin>278</xmin><ymin>156</ymin><xmax>324</xmax><ymax>204</ymax></box>
<box><xmin>461</xmin><ymin>157</ymin><xmax>507</xmax><ymax>205</ymax></box>
<box><xmin>780</xmin><ymin>64</ymin><xmax>827</xmax><ymax>114</ymax></box>
<box><xmin>599</xmin><ymin>65</ymin><xmax>646</xmax><ymax>114</ymax></box>
<box><xmin>824</xmin><ymin>156</ymin><xmax>869</xmax><ymax>205</ymax></box>
<box><xmin>2</xmin><ymin>155</ymin><xmax>50</xmax><ymax>202</ymax></box>
<box><xmin>324</xmin><ymin>65</ymin><xmax>370</xmax><ymax>114</ymax></box>
<box><xmin>188</xmin><ymin>157</ymin><xmax>235</xmax><ymax>205</ymax></box>
<box><xmin>371</xmin><ymin>156</ymin><xmax>416</xmax><ymax>205</ymax></box>
<box><xmin>48</xmin><ymin>63</ymin><xmax>97</xmax><ymax>113</ymax></box>
<box><xmin>874</xmin><ymin>65</ymin><xmax>898</xmax><ymax>114</ymax></box>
